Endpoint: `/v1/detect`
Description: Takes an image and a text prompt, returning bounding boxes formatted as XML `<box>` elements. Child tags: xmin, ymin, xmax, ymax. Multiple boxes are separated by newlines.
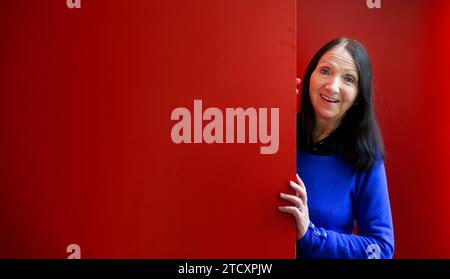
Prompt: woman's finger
<box><xmin>278</xmin><ymin>206</ymin><xmax>304</xmax><ymax>229</ymax></box>
<box><xmin>278</xmin><ymin>206</ymin><xmax>301</xmax><ymax>220</ymax></box>
<box><xmin>280</xmin><ymin>192</ymin><xmax>304</xmax><ymax>209</ymax></box>
<box><xmin>296</xmin><ymin>173</ymin><xmax>305</xmax><ymax>188</ymax></box>
<box><xmin>296</xmin><ymin>78</ymin><xmax>301</xmax><ymax>95</ymax></box>
<box><xmin>290</xmin><ymin>181</ymin><xmax>307</xmax><ymax>205</ymax></box>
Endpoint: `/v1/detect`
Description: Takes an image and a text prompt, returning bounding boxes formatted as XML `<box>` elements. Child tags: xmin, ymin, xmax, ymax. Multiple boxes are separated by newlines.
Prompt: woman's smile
<box><xmin>319</xmin><ymin>94</ymin><xmax>340</xmax><ymax>103</ymax></box>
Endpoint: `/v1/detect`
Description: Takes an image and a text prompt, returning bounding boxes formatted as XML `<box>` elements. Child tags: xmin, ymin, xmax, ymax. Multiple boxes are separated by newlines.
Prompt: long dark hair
<box><xmin>298</xmin><ymin>37</ymin><xmax>384</xmax><ymax>172</ymax></box>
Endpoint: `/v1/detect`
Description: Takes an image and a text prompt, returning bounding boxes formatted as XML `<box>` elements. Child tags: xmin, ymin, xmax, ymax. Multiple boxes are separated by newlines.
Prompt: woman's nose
<box><xmin>325</xmin><ymin>77</ymin><xmax>340</xmax><ymax>93</ymax></box>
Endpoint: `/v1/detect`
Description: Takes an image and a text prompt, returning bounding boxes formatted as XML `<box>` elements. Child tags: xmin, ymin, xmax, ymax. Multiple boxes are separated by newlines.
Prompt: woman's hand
<box><xmin>278</xmin><ymin>173</ymin><xmax>310</xmax><ymax>240</ymax></box>
<box><xmin>296</xmin><ymin>78</ymin><xmax>301</xmax><ymax>95</ymax></box>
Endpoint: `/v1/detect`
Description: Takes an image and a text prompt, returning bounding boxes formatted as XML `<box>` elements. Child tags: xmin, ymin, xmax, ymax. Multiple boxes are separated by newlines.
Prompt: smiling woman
<box><xmin>279</xmin><ymin>38</ymin><xmax>394</xmax><ymax>259</ymax></box>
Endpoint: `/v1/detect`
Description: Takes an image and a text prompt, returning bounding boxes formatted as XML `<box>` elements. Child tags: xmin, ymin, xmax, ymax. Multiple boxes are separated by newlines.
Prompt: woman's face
<box><xmin>309</xmin><ymin>46</ymin><xmax>359</xmax><ymax>126</ymax></box>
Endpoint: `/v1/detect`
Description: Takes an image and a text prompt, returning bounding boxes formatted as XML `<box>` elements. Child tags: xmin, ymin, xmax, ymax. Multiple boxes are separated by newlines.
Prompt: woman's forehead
<box><xmin>319</xmin><ymin>46</ymin><xmax>357</xmax><ymax>72</ymax></box>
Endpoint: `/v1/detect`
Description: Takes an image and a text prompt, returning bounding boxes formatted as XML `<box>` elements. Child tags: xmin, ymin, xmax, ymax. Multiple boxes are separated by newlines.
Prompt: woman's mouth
<box><xmin>320</xmin><ymin>94</ymin><xmax>340</xmax><ymax>103</ymax></box>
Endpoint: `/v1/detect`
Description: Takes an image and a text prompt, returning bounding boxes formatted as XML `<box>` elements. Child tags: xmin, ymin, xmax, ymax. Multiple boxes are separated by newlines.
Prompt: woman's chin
<box><xmin>314</xmin><ymin>109</ymin><xmax>339</xmax><ymax>122</ymax></box>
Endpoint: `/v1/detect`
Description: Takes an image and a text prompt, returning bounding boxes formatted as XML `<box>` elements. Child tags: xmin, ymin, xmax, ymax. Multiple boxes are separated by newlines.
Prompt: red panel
<box><xmin>419</xmin><ymin>0</ymin><xmax>450</xmax><ymax>258</ymax></box>
<box><xmin>298</xmin><ymin>0</ymin><xmax>450</xmax><ymax>258</ymax></box>
<box><xmin>0</xmin><ymin>0</ymin><xmax>297</xmax><ymax>258</ymax></box>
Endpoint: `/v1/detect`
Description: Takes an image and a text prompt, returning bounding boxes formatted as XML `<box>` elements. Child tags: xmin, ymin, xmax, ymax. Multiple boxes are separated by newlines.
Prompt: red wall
<box><xmin>0</xmin><ymin>0</ymin><xmax>297</xmax><ymax>258</ymax></box>
<box><xmin>298</xmin><ymin>0</ymin><xmax>450</xmax><ymax>258</ymax></box>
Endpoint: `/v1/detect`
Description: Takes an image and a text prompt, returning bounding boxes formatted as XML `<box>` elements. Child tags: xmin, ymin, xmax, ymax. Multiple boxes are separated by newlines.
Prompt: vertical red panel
<box><xmin>298</xmin><ymin>0</ymin><xmax>450</xmax><ymax>258</ymax></box>
<box><xmin>0</xmin><ymin>0</ymin><xmax>297</xmax><ymax>258</ymax></box>
<box><xmin>419</xmin><ymin>0</ymin><xmax>450</xmax><ymax>258</ymax></box>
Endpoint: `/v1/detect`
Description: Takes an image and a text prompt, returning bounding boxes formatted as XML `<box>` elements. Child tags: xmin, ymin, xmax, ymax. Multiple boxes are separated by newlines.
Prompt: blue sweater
<box><xmin>296</xmin><ymin>149</ymin><xmax>394</xmax><ymax>259</ymax></box>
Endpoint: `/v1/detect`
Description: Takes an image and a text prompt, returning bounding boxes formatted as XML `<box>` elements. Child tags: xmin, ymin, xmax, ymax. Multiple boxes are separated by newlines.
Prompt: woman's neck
<box><xmin>314</xmin><ymin>118</ymin><xmax>341</xmax><ymax>142</ymax></box>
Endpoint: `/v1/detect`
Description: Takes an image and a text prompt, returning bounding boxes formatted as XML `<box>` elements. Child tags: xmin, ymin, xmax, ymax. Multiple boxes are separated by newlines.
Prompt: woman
<box><xmin>278</xmin><ymin>38</ymin><xmax>394</xmax><ymax>259</ymax></box>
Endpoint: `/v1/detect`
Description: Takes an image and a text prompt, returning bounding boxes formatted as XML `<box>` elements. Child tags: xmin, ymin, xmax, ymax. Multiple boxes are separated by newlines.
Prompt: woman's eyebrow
<box><xmin>318</xmin><ymin>60</ymin><xmax>333</xmax><ymax>66</ymax></box>
<box><xmin>320</xmin><ymin>60</ymin><xmax>357</xmax><ymax>74</ymax></box>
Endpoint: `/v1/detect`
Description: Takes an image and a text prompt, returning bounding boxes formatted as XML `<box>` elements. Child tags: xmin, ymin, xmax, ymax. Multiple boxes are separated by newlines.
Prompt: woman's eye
<box><xmin>319</xmin><ymin>67</ymin><xmax>331</xmax><ymax>75</ymax></box>
<box><xmin>344</xmin><ymin>75</ymin><xmax>356</xmax><ymax>84</ymax></box>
